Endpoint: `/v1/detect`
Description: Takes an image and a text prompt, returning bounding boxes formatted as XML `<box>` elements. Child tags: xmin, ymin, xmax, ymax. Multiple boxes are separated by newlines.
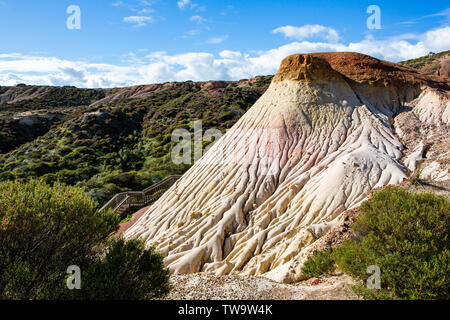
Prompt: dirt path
<box><xmin>167</xmin><ymin>273</ymin><xmax>360</xmax><ymax>300</ymax></box>
<box><xmin>116</xmin><ymin>205</ymin><xmax>151</xmax><ymax>236</ymax></box>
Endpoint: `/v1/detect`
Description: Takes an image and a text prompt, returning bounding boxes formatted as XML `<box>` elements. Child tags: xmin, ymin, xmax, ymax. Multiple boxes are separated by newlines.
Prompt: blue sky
<box><xmin>0</xmin><ymin>0</ymin><xmax>449</xmax><ymax>87</ymax></box>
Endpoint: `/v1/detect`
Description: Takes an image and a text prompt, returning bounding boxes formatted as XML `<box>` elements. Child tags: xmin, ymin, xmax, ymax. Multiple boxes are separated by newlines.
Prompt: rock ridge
<box><xmin>276</xmin><ymin>52</ymin><xmax>449</xmax><ymax>90</ymax></box>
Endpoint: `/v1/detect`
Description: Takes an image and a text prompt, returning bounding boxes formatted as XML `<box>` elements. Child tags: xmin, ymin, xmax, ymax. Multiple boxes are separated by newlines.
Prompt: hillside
<box><xmin>0</xmin><ymin>77</ymin><xmax>272</xmax><ymax>205</ymax></box>
<box><xmin>399</xmin><ymin>50</ymin><xmax>450</xmax><ymax>79</ymax></box>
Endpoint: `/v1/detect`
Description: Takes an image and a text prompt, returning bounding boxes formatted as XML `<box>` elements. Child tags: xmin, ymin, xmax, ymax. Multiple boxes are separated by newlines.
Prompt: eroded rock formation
<box><xmin>125</xmin><ymin>52</ymin><xmax>449</xmax><ymax>283</ymax></box>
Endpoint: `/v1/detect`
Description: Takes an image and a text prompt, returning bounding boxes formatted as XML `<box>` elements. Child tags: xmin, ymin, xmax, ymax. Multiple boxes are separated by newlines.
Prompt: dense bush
<box><xmin>301</xmin><ymin>250</ymin><xmax>335</xmax><ymax>278</ymax></box>
<box><xmin>0</xmin><ymin>179</ymin><xmax>170</xmax><ymax>300</ymax></box>
<box><xmin>74</xmin><ymin>238</ymin><xmax>170</xmax><ymax>300</ymax></box>
<box><xmin>301</xmin><ymin>187</ymin><xmax>449</xmax><ymax>300</ymax></box>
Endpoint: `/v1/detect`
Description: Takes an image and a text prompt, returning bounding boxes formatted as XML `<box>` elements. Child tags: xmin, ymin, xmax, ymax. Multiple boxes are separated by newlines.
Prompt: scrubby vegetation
<box><xmin>399</xmin><ymin>50</ymin><xmax>449</xmax><ymax>72</ymax></box>
<box><xmin>0</xmin><ymin>114</ymin><xmax>66</xmax><ymax>154</ymax></box>
<box><xmin>0</xmin><ymin>179</ymin><xmax>170</xmax><ymax>300</ymax></box>
<box><xmin>0</xmin><ymin>77</ymin><xmax>272</xmax><ymax>205</ymax></box>
<box><xmin>73</xmin><ymin>238</ymin><xmax>170</xmax><ymax>300</ymax></box>
<box><xmin>0</xmin><ymin>85</ymin><xmax>106</xmax><ymax>113</ymax></box>
<box><xmin>301</xmin><ymin>187</ymin><xmax>449</xmax><ymax>300</ymax></box>
<box><xmin>301</xmin><ymin>250</ymin><xmax>335</xmax><ymax>278</ymax></box>
<box><xmin>400</xmin><ymin>50</ymin><xmax>448</xmax><ymax>67</ymax></box>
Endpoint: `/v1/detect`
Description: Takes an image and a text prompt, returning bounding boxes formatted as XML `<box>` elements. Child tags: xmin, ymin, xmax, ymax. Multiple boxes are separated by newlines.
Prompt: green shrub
<box><xmin>335</xmin><ymin>187</ymin><xmax>449</xmax><ymax>299</ymax></box>
<box><xmin>0</xmin><ymin>179</ymin><xmax>170</xmax><ymax>300</ymax></box>
<box><xmin>55</xmin><ymin>169</ymin><xmax>78</xmax><ymax>185</ymax></box>
<box><xmin>0</xmin><ymin>179</ymin><xmax>119</xmax><ymax>299</ymax></box>
<box><xmin>120</xmin><ymin>214</ymin><xmax>133</xmax><ymax>224</ymax></box>
<box><xmin>301</xmin><ymin>250</ymin><xmax>335</xmax><ymax>278</ymax></box>
<box><xmin>302</xmin><ymin>187</ymin><xmax>449</xmax><ymax>300</ymax></box>
<box><xmin>74</xmin><ymin>238</ymin><xmax>170</xmax><ymax>300</ymax></box>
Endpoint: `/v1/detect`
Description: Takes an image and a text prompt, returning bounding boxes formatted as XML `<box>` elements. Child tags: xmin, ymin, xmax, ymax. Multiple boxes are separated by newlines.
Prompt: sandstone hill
<box><xmin>124</xmin><ymin>52</ymin><xmax>449</xmax><ymax>283</ymax></box>
<box><xmin>0</xmin><ymin>52</ymin><xmax>448</xmax><ymax>287</ymax></box>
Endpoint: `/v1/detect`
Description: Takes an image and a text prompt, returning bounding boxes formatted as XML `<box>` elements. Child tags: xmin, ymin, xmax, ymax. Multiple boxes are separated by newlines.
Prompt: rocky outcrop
<box><xmin>122</xmin><ymin>52</ymin><xmax>448</xmax><ymax>283</ymax></box>
<box><xmin>0</xmin><ymin>112</ymin><xmax>66</xmax><ymax>154</ymax></box>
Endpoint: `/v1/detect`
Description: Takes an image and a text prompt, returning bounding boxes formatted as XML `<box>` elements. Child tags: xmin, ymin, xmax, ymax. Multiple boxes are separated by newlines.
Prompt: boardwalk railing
<box><xmin>99</xmin><ymin>175</ymin><xmax>181</xmax><ymax>217</ymax></box>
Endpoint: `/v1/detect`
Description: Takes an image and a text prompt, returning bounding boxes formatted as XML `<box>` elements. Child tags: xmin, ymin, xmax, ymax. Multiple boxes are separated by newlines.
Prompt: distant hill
<box><xmin>399</xmin><ymin>50</ymin><xmax>450</xmax><ymax>78</ymax></box>
<box><xmin>0</xmin><ymin>76</ymin><xmax>272</xmax><ymax>205</ymax></box>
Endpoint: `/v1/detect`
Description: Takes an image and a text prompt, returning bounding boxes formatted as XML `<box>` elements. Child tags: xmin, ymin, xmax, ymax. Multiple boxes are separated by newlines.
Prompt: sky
<box><xmin>0</xmin><ymin>0</ymin><xmax>449</xmax><ymax>88</ymax></box>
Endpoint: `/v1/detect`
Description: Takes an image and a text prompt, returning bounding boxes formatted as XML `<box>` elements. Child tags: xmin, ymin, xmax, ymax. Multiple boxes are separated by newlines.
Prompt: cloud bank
<box><xmin>123</xmin><ymin>15</ymin><xmax>154</xmax><ymax>27</ymax></box>
<box><xmin>0</xmin><ymin>26</ymin><xmax>449</xmax><ymax>88</ymax></box>
<box><xmin>273</xmin><ymin>25</ymin><xmax>340</xmax><ymax>42</ymax></box>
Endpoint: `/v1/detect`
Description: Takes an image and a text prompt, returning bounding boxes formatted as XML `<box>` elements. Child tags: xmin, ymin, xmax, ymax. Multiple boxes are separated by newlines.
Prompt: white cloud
<box><xmin>138</xmin><ymin>8</ymin><xmax>155</xmax><ymax>14</ymax></box>
<box><xmin>219</xmin><ymin>50</ymin><xmax>242</xmax><ymax>59</ymax></box>
<box><xmin>424</xmin><ymin>7</ymin><xmax>450</xmax><ymax>18</ymax></box>
<box><xmin>112</xmin><ymin>1</ymin><xmax>123</xmax><ymax>7</ymax></box>
<box><xmin>145</xmin><ymin>51</ymin><xmax>167</xmax><ymax>61</ymax></box>
<box><xmin>113</xmin><ymin>0</ymin><xmax>155</xmax><ymax>16</ymax></box>
<box><xmin>400</xmin><ymin>7</ymin><xmax>450</xmax><ymax>25</ymax></box>
<box><xmin>123</xmin><ymin>15</ymin><xmax>154</xmax><ymax>27</ymax></box>
<box><xmin>422</xmin><ymin>26</ymin><xmax>450</xmax><ymax>52</ymax></box>
<box><xmin>273</xmin><ymin>25</ymin><xmax>340</xmax><ymax>43</ymax></box>
<box><xmin>140</xmin><ymin>0</ymin><xmax>153</xmax><ymax>6</ymax></box>
<box><xmin>177</xmin><ymin>0</ymin><xmax>190</xmax><ymax>10</ymax></box>
<box><xmin>1</xmin><ymin>26</ymin><xmax>448</xmax><ymax>88</ymax></box>
<box><xmin>206</xmin><ymin>35</ymin><xmax>228</xmax><ymax>44</ymax></box>
<box><xmin>182</xmin><ymin>29</ymin><xmax>202</xmax><ymax>38</ymax></box>
<box><xmin>189</xmin><ymin>15</ymin><xmax>205</xmax><ymax>24</ymax></box>
<box><xmin>177</xmin><ymin>0</ymin><xmax>204</xmax><ymax>11</ymax></box>
<box><xmin>344</xmin><ymin>27</ymin><xmax>450</xmax><ymax>61</ymax></box>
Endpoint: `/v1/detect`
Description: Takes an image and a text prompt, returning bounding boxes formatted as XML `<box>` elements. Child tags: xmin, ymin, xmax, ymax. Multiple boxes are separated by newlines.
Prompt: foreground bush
<box><xmin>75</xmin><ymin>238</ymin><xmax>170</xmax><ymax>300</ymax></box>
<box><xmin>301</xmin><ymin>187</ymin><xmax>449</xmax><ymax>300</ymax></box>
<box><xmin>0</xmin><ymin>179</ymin><xmax>170</xmax><ymax>300</ymax></box>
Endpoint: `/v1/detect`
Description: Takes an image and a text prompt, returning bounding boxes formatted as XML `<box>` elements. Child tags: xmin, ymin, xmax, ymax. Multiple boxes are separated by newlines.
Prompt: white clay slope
<box><xmin>125</xmin><ymin>53</ymin><xmax>449</xmax><ymax>283</ymax></box>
